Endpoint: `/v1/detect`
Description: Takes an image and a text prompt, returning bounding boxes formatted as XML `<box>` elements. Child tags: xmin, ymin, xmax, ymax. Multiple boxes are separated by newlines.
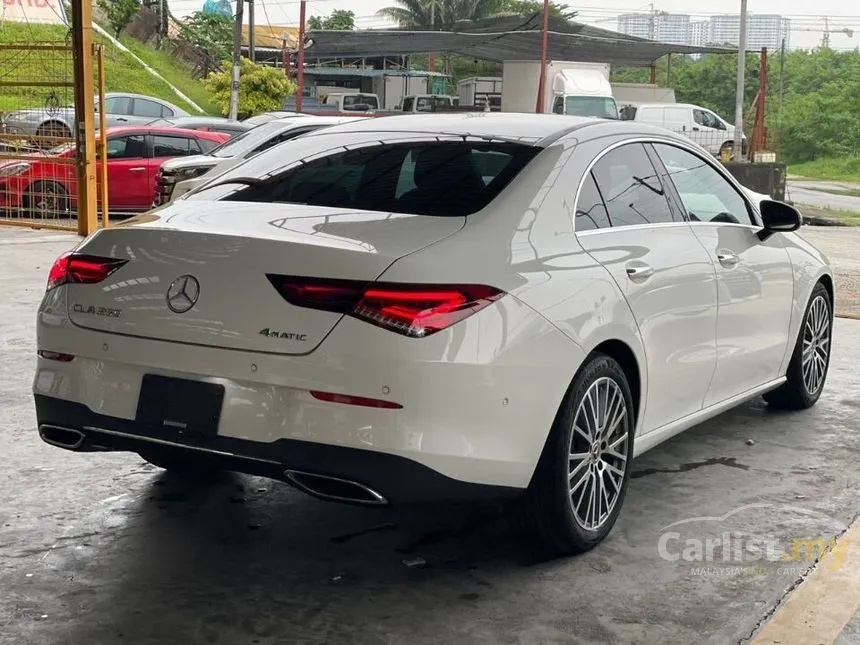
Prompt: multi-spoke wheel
<box><xmin>513</xmin><ymin>354</ymin><xmax>635</xmax><ymax>555</ymax></box>
<box><xmin>764</xmin><ymin>282</ymin><xmax>832</xmax><ymax>410</ymax></box>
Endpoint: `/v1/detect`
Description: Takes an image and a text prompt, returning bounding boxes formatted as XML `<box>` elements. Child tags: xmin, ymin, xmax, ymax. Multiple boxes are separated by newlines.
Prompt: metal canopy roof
<box><xmin>305</xmin><ymin>14</ymin><xmax>733</xmax><ymax>67</ymax></box>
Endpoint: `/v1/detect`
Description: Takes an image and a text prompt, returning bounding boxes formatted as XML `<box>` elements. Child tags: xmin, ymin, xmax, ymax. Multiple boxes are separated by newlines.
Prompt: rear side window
<box><xmin>153</xmin><ymin>135</ymin><xmax>192</xmax><ymax>157</ymax></box>
<box><xmin>591</xmin><ymin>144</ymin><xmax>676</xmax><ymax>227</ymax></box>
<box><xmin>575</xmin><ymin>172</ymin><xmax>611</xmax><ymax>231</ymax></box>
<box><xmin>222</xmin><ymin>142</ymin><xmax>538</xmax><ymax>217</ymax></box>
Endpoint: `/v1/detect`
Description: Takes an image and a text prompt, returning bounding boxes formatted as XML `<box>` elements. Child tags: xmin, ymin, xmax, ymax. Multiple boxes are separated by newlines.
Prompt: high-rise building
<box><xmin>617</xmin><ymin>12</ymin><xmax>690</xmax><ymax>43</ymax></box>
<box><xmin>708</xmin><ymin>14</ymin><xmax>790</xmax><ymax>50</ymax></box>
<box><xmin>615</xmin><ymin>10</ymin><xmax>790</xmax><ymax>50</ymax></box>
<box><xmin>617</xmin><ymin>13</ymin><xmax>652</xmax><ymax>40</ymax></box>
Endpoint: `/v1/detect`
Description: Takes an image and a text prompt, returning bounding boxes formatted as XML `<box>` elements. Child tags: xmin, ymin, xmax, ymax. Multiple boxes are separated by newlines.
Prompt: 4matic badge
<box><xmin>259</xmin><ymin>328</ymin><xmax>307</xmax><ymax>341</ymax></box>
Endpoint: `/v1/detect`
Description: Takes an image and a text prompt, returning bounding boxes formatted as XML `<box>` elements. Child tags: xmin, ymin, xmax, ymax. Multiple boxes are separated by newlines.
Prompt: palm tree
<box><xmin>377</xmin><ymin>0</ymin><xmax>503</xmax><ymax>30</ymax></box>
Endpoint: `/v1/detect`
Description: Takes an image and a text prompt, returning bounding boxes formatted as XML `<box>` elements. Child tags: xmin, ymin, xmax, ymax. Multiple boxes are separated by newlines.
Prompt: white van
<box><xmin>622</xmin><ymin>103</ymin><xmax>745</xmax><ymax>157</ymax></box>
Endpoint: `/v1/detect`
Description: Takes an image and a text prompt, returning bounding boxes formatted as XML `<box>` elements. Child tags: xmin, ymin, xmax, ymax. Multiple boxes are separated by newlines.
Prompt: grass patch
<box><xmin>0</xmin><ymin>22</ymin><xmax>215</xmax><ymax>115</ymax></box>
<box><xmin>789</xmin><ymin>157</ymin><xmax>860</xmax><ymax>183</ymax></box>
<box><xmin>797</xmin><ymin>203</ymin><xmax>860</xmax><ymax>226</ymax></box>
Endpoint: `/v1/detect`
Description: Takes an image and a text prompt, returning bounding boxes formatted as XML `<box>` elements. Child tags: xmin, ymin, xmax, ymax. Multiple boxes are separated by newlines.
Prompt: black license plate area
<box><xmin>136</xmin><ymin>375</ymin><xmax>225</xmax><ymax>438</ymax></box>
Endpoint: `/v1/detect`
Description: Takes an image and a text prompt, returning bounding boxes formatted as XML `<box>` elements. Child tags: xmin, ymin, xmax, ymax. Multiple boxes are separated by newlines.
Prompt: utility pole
<box><xmin>428</xmin><ymin>0</ymin><xmax>435</xmax><ymax>74</ymax></box>
<box><xmin>229</xmin><ymin>0</ymin><xmax>245</xmax><ymax>120</ymax></box>
<box><xmin>778</xmin><ymin>37</ymin><xmax>785</xmax><ymax>128</ymax></box>
<box><xmin>535</xmin><ymin>0</ymin><xmax>549</xmax><ymax>112</ymax></box>
<box><xmin>733</xmin><ymin>0</ymin><xmax>747</xmax><ymax>162</ymax></box>
<box><xmin>296</xmin><ymin>0</ymin><xmax>306</xmax><ymax>112</ymax></box>
<box><xmin>822</xmin><ymin>16</ymin><xmax>830</xmax><ymax>48</ymax></box>
<box><xmin>248</xmin><ymin>0</ymin><xmax>255</xmax><ymax>61</ymax></box>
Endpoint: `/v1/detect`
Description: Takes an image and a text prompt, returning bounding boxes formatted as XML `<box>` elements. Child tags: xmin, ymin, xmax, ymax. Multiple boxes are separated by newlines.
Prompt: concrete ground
<box><xmin>787</xmin><ymin>179</ymin><xmax>860</xmax><ymax>213</ymax></box>
<box><xmin>1</xmin><ymin>228</ymin><xmax>859</xmax><ymax>645</ymax></box>
<box><xmin>799</xmin><ymin>227</ymin><xmax>860</xmax><ymax>318</ymax></box>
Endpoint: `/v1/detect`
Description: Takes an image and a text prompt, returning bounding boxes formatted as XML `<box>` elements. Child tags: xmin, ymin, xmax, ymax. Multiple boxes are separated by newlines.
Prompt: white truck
<box><xmin>501</xmin><ymin>61</ymin><xmax>618</xmax><ymax>119</ymax></box>
<box><xmin>458</xmin><ymin>76</ymin><xmax>503</xmax><ymax>111</ymax></box>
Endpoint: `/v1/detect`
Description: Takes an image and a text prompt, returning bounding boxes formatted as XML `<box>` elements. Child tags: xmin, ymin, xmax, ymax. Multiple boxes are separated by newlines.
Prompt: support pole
<box><xmin>248</xmin><ymin>0</ymin><xmax>255</xmax><ymax>61</ymax></box>
<box><xmin>535</xmin><ymin>0</ymin><xmax>549</xmax><ymax>113</ymax></box>
<box><xmin>733</xmin><ymin>0</ymin><xmax>748</xmax><ymax>162</ymax></box>
<box><xmin>667</xmin><ymin>53</ymin><xmax>672</xmax><ymax>86</ymax></box>
<box><xmin>228</xmin><ymin>0</ymin><xmax>245</xmax><ymax>120</ymax></box>
<box><xmin>296</xmin><ymin>0</ymin><xmax>306</xmax><ymax>112</ymax></box>
<box><xmin>97</xmin><ymin>45</ymin><xmax>109</xmax><ymax>228</ymax></box>
<box><xmin>649</xmin><ymin>63</ymin><xmax>656</xmax><ymax>84</ymax></box>
<box><xmin>71</xmin><ymin>0</ymin><xmax>98</xmax><ymax>236</ymax></box>
<box><xmin>428</xmin><ymin>0</ymin><xmax>436</xmax><ymax>74</ymax></box>
<box><xmin>282</xmin><ymin>35</ymin><xmax>291</xmax><ymax>80</ymax></box>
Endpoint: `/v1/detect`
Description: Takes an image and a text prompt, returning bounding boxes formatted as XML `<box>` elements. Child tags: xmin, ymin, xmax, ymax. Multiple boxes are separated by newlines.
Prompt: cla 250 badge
<box><xmin>73</xmin><ymin>304</ymin><xmax>122</xmax><ymax>318</ymax></box>
<box><xmin>259</xmin><ymin>328</ymin><xmax>307</xmax><ymax>341</ymax></box>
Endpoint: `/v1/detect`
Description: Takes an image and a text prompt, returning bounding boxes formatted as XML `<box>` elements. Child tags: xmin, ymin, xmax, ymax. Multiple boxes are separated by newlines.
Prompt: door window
<box><xmin>133</xmin><ymin>98</ymin><xmax>166</xmax><ymax>118</ymax></box>
<box><xmin>693</xmin><ymin>109</ymin><xmax>726</xmax><ymax>130</ymax></box>
<box><xmin>574</xmin><ymin>172</ymin><xmax>611</xmax><ymax>231</ymax></box>
<box><xmin>153</xmin><ymin>135</ymin><xmax>193</xmax><ymax>157</ymax></box>
<box><xmin>591</xmin><ymin>144</ymin><xmax>676</xmax><ymax>227</ymax></box>
<box><xmin>105</xmin><ymin>135</ymin><xmax>146</xmax><ymax>159</ymax></box>
<box><xmin>653</xmin><ymin>143</ymin><xmax>753</xmax><ymax>225</ymax></box>
<box><xmin>104</xmin><ymin>96</ymin><xmax>131</xmax><ymax>115</ymax></box>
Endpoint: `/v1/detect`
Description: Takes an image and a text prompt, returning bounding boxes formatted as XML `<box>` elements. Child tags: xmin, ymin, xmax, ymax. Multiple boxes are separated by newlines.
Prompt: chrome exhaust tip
<box><xmin>39</xmin><ymin>425</ymin><xmax>85</xmax><ymax>450</ymax></box>
<box><xmin>284</xmin><ymin>470</ymin><xmax>388</xmax><ymax>506</ymax></box>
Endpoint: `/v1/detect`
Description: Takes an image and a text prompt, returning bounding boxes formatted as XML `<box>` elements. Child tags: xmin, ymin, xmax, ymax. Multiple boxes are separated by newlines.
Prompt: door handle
<box><xmin>129</xmin><ymin>167</ymin><xmax>146</xmax><ymax>172</ymax></box>
<box><xmin>717</xmin><ymin>252</ymin><xmax>739</xmax><ymax>266</ymax></box>
<box><xmin>626</xmin><ymin>264</ymin><xmax>654</xmax><ymax>280</ymax></box>
<box><xmin>692</xmin><ymin>126</ymin><xmax>700</xmax><ymax>131</ymax></box>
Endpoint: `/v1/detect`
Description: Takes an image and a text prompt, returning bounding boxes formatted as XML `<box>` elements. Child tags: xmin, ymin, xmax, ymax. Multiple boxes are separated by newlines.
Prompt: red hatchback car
<box><xmin>0</xmin><ymin>126</ymin><xmax>229</xmax><ymax>216</ymax></box>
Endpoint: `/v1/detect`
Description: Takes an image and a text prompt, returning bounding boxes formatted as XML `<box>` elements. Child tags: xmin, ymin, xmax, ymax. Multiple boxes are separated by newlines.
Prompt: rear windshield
<box><xmin>216</xmin><ymin>141</ymin><xmax>538</xmax><ymax>217</ymax></box>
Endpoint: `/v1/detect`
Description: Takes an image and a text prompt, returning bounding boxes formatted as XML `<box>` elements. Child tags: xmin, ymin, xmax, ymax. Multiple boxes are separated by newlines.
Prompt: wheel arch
<box><xmin>590</xmin><ymin>339</ymin><xmax>642</xmax><ymax>428</ymax></box>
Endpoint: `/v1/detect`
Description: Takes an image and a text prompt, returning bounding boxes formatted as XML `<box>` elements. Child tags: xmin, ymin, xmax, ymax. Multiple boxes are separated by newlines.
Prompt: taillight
<box><xmin>267</xmin><ymin>275</ymin><xmax>504</xmax><ymax>338</ymax></box>
<box><xmin>46</xmin><ymin>252</ymin><xmax>127</xmax><ymax>291</ymax></box>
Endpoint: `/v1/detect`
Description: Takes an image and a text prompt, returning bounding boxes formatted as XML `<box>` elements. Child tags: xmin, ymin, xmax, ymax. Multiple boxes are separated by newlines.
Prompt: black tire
<box><xmin>514</xmin><ymin>354</ymin><xmax>636</xmax><ymax>555</ymax></box>
<box><xmin>24</xmin><ymin>181</ymin><xmax>69</xmax><ymax>218</ymax></box>
<box><xmin>139</xmin><ymin>450</ymin><xmax>224</xmax><ymax>480</ymax></box>
<box><xmin>764</xmin><ymin>282</ymin><xmax>832</xmax><ymax>410</ymax></box>
<box><xmin>36</xmin><ymin>121</ymin><xmax>71</xmax><ymax>148</ymax></box>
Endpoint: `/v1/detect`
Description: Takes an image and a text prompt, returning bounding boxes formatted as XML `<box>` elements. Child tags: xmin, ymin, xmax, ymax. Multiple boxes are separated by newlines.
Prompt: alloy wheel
<box><xmin>801</xmin><ymin>295</ymin><xmax>830</xmax><ymax>395</ymax></box>
<box><xmin>568</xmin><ymin>376</ymin><xmax>629</xmax><ymax>531</ymax></box>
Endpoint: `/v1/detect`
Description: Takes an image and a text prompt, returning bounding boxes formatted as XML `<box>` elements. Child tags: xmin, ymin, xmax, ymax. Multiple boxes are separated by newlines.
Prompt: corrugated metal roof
<box><xmin>304</xmin><ymin>15</ymin><xmax>733</xmax><ymax>67</ymax></box>
<box><xmin>302</xmin><ymin>67</ymin><xmax>447</xmax><ymax>78</ymax></box>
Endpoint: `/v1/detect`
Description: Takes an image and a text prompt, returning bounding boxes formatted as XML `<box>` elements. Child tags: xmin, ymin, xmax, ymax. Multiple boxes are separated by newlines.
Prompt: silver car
<box><xmin>1</xmin><ymin>92</ymin><xmax>189</xmax><ymax>143</ymax></box>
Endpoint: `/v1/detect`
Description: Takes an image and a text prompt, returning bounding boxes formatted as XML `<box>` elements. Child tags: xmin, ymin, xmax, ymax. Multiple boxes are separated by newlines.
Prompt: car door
<box><xmin>125</xmin><ymin>97</ymin><xmax>167</xmax><ymax>125</ymax></box>
<box><xmin>102</xmin><ymin>96</ymin><xmax>132</xmax><ymax>127</ymax></box>
<box><xmin>575</xmin><ymin>142</ymin><xmax>718</xmax><ymax>433</ymax></box>
<box><xmin>103</xmin><ymin>134</ymin><xmax>149</xmax><ymax>210</ymax></box>
<box><xmin>651</xmin><ymin>142</ymin><xmax>794</xmax><ymax>406</ymax></box>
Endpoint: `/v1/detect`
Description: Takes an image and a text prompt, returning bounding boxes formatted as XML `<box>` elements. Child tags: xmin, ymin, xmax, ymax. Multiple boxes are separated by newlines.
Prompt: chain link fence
<box><xmin>0</xmin><ymin>23</ymin><xmax>105</xmax><ymax>233</ymax></box>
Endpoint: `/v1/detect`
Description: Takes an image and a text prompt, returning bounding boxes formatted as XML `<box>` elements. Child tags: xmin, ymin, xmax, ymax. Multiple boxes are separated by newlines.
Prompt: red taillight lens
<box><xmin>46</xmin><ymin>252</ymin><xmax>127</xmax><ymax>291</ymax></box>
<box><xmin>310</xmin><ymin>391</ymin><xmax>403</xmax><ymax>409</ymax></box>
<box><xmin>267</xmin><ymin>275</ymin><xmax>504</xmax><ymax>338</ymax></box>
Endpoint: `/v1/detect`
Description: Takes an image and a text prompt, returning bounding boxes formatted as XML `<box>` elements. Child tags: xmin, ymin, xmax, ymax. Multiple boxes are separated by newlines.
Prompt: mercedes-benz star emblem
<box><xmin>166</xmin><ymin>275</ymin><xmax>200</xmax><ymax>314</ymax></box>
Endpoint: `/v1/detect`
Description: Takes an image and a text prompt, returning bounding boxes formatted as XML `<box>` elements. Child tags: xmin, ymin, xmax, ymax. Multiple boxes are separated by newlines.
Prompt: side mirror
<box><xmin>757</xmin><ymin>200</ymin><xmax>802</xmax><ymax>241</ymax></box>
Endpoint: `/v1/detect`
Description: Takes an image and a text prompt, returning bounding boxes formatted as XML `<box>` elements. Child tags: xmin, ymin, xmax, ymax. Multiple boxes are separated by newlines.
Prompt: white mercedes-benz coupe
<box><xmin>34</xmin><ymin>114</ymin><xmax>833</xmax><ymax>554</ymax></box>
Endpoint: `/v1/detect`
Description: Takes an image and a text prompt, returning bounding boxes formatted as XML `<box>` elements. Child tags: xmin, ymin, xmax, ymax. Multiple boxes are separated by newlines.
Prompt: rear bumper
<box><xmin>35</xmin><ymin>394</ymin><xmax>520</xmax><ymax>505</ymax></box>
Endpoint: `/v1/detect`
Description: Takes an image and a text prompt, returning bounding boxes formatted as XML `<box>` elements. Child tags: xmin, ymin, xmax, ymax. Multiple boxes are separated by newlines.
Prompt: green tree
<box><xmin>205</xmin><ymin>58</ymin><xmax>296</xmax><ymax>119</ymax></box>
<box><xmin>178</xmin><ymin>11</ymin><xmax>234</xmax><ymax>62</ymax></box>
<box><xmin>494</xmin><ymin>0</ymin><xmax>577</xmax><ymax>21</ymax></box>
<box><xmin>307</xmin><ymin>9</ymin><xmax>356</xmax><ymax>30</ymax></box>
<box><xmin>97</xmin><ymin>0</ymin><xmax>140</xmax><ymax>38</ymax></box>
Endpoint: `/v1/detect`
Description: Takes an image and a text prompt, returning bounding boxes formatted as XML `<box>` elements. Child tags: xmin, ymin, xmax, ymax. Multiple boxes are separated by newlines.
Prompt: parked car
<box><xmin>0</xmin><ymin>93</ymin><xmax>190</xmax><ymax>145</ymax></box>
<box><xmin>0</xmin><ymin>125</ymin><xmax>227</xmax><ymax>216</ymax></box>
<box><xmin>241</xmin><ymin>111</ymin><xmax>310</xmax><ymax>127</ymax></box>
<box><xmin>145</xmin><ymin>116</ymin><xmax>253</xmax><ymax>138</ymax></box>
<box><xmin>34</xmin><ymin>114</ymin><xmax>832</xmax><ymax>556</ymax></box>
<box><xmin>155</xmin><ymin>116</ymin><xmax>366</xmax><ymax>205</ymax></box>
<box><xmin>620</xmin><ymin>102</ymin><xmax>747</xmax><ymax>157</ymax></box>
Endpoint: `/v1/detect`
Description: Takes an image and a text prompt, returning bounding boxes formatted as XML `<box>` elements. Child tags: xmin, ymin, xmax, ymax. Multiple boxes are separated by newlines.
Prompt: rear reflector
<box><xmin>310</xmin><ymin>391</ymin><xmax>403</xmax><ymax>409</ymax></box>
<box><xmin>37</xmin><ymin>350</ymin><xmax>74</xmax><ymax>362</ymax></box>
<box><xmin>47</xmin><ymin>252</ymin><xmax>127</xmax><ymax>291</ymax></box>
<box><xmin>267</xmin><ymin>275</ymin><xmax>504</xmax><ymax>338</ymax></box>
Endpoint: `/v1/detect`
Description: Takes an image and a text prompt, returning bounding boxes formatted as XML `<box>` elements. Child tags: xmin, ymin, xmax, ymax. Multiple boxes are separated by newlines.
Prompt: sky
<box><xmin>168</xmin><ymin>0</ymin><xmax>860</xmax><ymax>51</ymax></box>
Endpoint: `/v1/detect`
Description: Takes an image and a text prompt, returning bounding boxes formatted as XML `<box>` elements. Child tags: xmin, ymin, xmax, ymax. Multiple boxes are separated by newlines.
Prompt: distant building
<box><xmin>617</xmin><ymin>12</ymin><xmax>690</xmax><ymax>43</ymax></box>
<box><xmin>708</xmin><ymin>14</ymin><xmax>790</xmax><ymax>50</ymax></box>
<box><xmin>616</xmin><ymin>10</ymin><xmax>790</xmax><ymax>50</ymax></box>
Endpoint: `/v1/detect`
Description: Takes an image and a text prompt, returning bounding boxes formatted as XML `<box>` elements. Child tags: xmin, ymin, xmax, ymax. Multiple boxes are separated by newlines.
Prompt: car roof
<box><xmin>298</xmin><ymin>113</ymin><xmax>635</xmax><ymax>146</ymax></box>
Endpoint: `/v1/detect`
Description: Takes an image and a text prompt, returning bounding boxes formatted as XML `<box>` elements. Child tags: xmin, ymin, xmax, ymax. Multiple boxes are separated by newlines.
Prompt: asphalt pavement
<box><xmin>1</xmin><ymin>228</ymin><xmax>859</xmax><ymax>645</ymax></box>
<box><xmin>787</xmin><ymin>179</ymin><xmax>860</xmax><ymax>213</ymax></box>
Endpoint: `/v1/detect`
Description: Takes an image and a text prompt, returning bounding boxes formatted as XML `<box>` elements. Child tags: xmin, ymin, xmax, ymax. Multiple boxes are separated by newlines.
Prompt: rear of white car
<box><xmin>33</xmin><ymin>130</ymin><xmax>580</xmax><ymax>506</ymax></box>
